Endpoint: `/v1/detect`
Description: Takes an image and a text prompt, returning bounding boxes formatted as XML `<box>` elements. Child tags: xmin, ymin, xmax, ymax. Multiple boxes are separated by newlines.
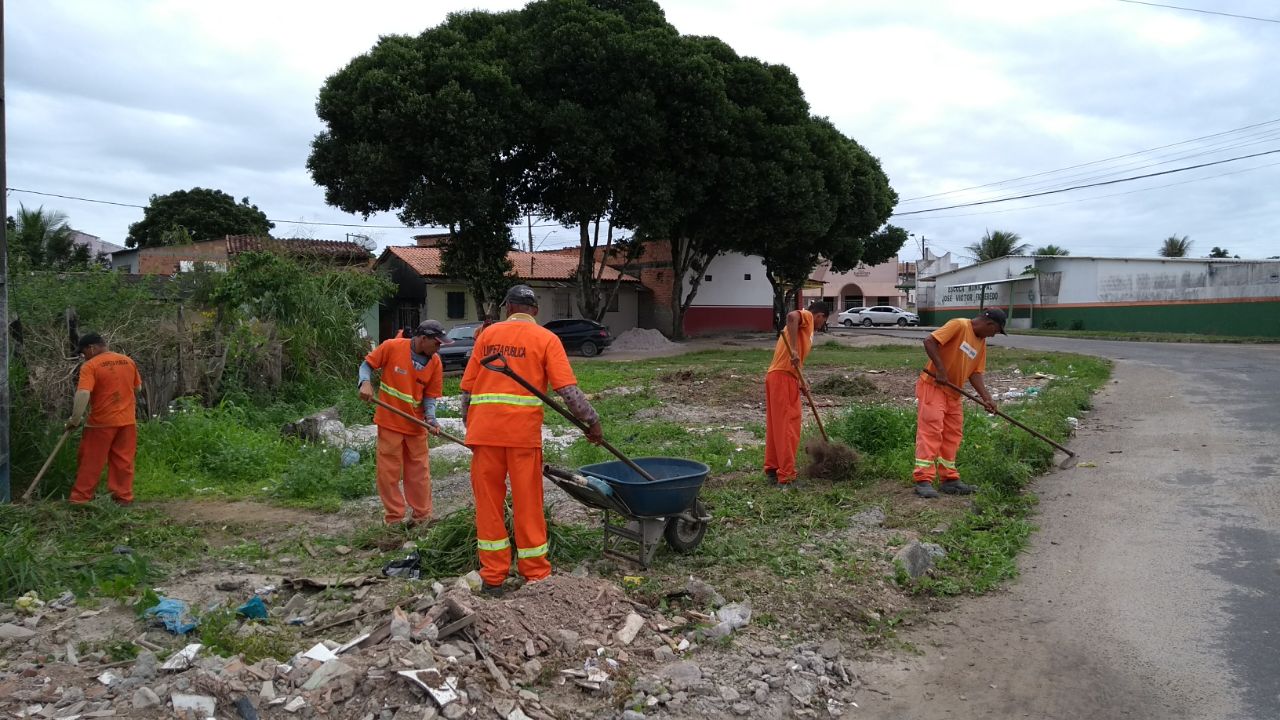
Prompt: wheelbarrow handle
<box><xmin>479</xmin><ymin>352</ymin><xmax>659</xmax><ymax>483</ymax></box>
<box><xmin>928</xmin><ymin>372</ymin><xmax>1076</xmax><ymax>458</ymax></box>
<box><xmin>369</xmin><ymin>397</ymin><xmax>467</xmax><ymax>447</ymax></box>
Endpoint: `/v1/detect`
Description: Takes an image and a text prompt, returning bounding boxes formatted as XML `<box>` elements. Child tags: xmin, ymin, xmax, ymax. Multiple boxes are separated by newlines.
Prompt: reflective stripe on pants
<box><xmin>913</xmin><ymin>376</ymin><xmax>964</xmax><ymax>482</ymax></box>
<box><xmin>470</xmin><ymin>444</ymin><xmax>550</xmax><ymax>586</ymax></box>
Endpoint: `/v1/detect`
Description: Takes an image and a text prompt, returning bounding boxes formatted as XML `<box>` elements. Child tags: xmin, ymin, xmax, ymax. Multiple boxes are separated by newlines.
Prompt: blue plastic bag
<box><xmin>236</xmin><ymin>596</ymin><xmax>269</xmax><ymax>620</ymax></box>
<box><xmin>144</xmin><ymin>597</ymin><xmax>197</xmax><ymax>634</ymax></box>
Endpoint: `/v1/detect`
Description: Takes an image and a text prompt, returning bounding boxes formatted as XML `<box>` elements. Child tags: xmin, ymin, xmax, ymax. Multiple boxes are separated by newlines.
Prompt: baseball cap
<box><xmin>413</xmin><ymin>320</ymin><xmax>454</xmax><ymax>344</ymax></box>
<box><xmin>76</xmin><ymin>332</ymin><xmax>104</xmax><ymax>352</ymax></box>
<box><xmin>981</xmin><ymin>308</ymin><xmax>1008</xmax><ymax>334</ymax></box>
<box><xmin>504</xmin><ymin>284</ymin><xmax>539</xmax><ymax>307</ymax></box>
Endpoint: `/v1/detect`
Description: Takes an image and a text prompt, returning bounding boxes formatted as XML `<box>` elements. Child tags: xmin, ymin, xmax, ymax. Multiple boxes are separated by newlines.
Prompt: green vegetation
<box><xmin>0</xmin><ymin>503</ymin><xmax>204</xmax><ymax>601</ymax></box>
<box><xmin>412</xmin><ymin>506</ymin><xmax>599</xmax><ymax>579</ymax></box>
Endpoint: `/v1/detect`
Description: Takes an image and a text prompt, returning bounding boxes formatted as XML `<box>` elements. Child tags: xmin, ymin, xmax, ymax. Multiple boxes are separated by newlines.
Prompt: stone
<box><xmin>284</xmin><ymin>696</ymin><xmax>307</xmax><ymax>712</ymax></box>
<box><xmin>506</xmin><ymin>709</ymin><xmax>532</xmax><ymax>720</ymax></box>
<box><xmin>260</xmin><ymin>681</ymin><xmax>276</xmax><ymax>702</ymax></box>
<box><xmin>522</xmin><ymin>658</ymin><xmax>543</xmax><ymax>683</ymax></box>
<box><xmin>719</xmin><ymin>686</ymin><xmax>740</xmax><ymax>702</ymax></box>
<box><xmin>656</xmin><ymin>661</ymin><xmax>702</xmax><ymax>691</ymax></box>
<box><xmin>303</xmin><ymin>660</ymin><xmax>354</xmax><ymax>691</ymax></box>
<box><xmin>622</xmin><ymin>711</ymin><xmax>646</xmax><ymax>720</ymax></box>
<box><xmin>732</xmin><ymin>702</ymin><xmax>756</xmax><ymax>716</ymax></box>
<box><xmin>58</xmin><ymin>687</ymin><xmax>86</xmax><ymax>706</ymax></box>
<box><xmin>132</xmin><ymin>650</ymin><xmax>158</xmax><ymax>680</ymax></box>
<box><xmin>132</xmin><ymin>687</ymin><xmax>161</xmax><ymax>709</ymax></box>
<box><xmin>615</xmin><ymin>613</ymin><xmax>645</xmax><ymax>646</ymax></box>
<box><xmin>685</xmin><ymin>577</ymin><xmax>724</xmax><ymax>608</ymax></box>
<box><xmin>436</xmin><ymin>643</ymin><xmax>467</xmax><ymax>659</ymax></box>
<box><xmin>817</xmin><ymin>640</ymin><xmax>843</xmax><ymax>660</ymax></box>
<box><xmin>442</xmin><ymin>703</ymin><xmax>467</xmax><ymax>720</ymax></box>
<box><xmin>554</xmin><ymin>629</ymin><xmax>580</xmax><ymax>651</ymax></box>
<box><xmin>653</xmin><ymin>647</ymin><xmax>676</xmax><ymax>663</ymax></box>
<box><xmin>0</xmin><ymin>623</ymin><xmax>36</xmax><ymax>640</ymax></box>
<box><xmin>894</xmin><ymin>541</ymin><xmax>946</xmax><ymax>579</ymax></box>
<box><xmin>390</xmin><ymin>607</ymin><xmax>412</xmax><ymax>641</ymax></box>
<box><xmin>849</xmin><ymin>507</ymin><xmax>886</xmax><ymax>528</ymax></box>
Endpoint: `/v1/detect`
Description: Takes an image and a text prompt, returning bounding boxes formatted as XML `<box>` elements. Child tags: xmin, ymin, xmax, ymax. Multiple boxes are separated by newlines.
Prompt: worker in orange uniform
<box><xmin>763</xmin><ymin>301</ymin><xmax>830</xmax><ymax>487</ymax></box>
<box><xmin>65</xmin><ymin>333</ymin><xmax>143</xmax><ymax>505</ymax></box>
<box><xmin>460</xmin><ymin>285</ymin><xmax>603</xmax><ymax>596</ymax></box>
<box><xmin>359</xmin><ymin>320</ymin><xmax>450</xmax><ymax>525</ymax></box>
<box><xmin>913</xmin><ymin>309</ymin><xmax>1005</xmax><ymax>498</ymax></box>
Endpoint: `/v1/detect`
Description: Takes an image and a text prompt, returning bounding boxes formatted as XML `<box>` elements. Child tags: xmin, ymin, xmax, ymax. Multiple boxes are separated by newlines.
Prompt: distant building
<box><xmin>110</xmin><ymin>235</ymin><xmax>373</xmax><ymax>275</ymax></box>
<box><xmin>69</xmin><ymin>231</ymin><xmax>124</xmax><ymax>262</ymax></box>
<box><xmin>919</xmin><ymin>255</ymin><xmax>1280</xmax><ymax>336</ymax></box>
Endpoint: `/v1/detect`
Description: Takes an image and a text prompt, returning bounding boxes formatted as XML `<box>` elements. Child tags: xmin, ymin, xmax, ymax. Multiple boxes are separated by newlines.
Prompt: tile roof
<box><xmin>383</xmin><ymin>246</ymin><xmax>638</xmax><ymax>282</ymax></box>
<box><xmin>224</xmin><ymin>234</ymin><xmax>372</xmax><ymax>260</ymax></box>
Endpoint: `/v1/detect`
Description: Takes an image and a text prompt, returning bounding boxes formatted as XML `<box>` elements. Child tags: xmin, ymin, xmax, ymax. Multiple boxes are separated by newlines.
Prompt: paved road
<box><xmin>850</xmin><ymin>330</ymin><xmax>1280</xmax><ymax>720</ymax></box>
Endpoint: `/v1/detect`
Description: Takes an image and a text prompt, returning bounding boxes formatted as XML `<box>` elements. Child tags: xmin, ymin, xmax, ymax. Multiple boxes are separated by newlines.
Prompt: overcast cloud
<box><xmin>6</xmin><ymin>0</ymin><xmax>1279</xmax><ymax>262</ymax></box>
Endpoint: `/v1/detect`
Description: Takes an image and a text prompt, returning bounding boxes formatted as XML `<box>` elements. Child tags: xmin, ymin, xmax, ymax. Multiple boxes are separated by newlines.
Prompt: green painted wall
<box><xmin>920</xmin><ymin>300</ymin><xmax>1280</xmax><ymax>337</ymax></box>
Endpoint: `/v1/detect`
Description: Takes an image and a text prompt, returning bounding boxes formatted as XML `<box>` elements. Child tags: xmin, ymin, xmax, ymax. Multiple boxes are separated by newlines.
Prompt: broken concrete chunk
<box><xmin>615</xmin><ymin>613</ymin><xmax>645</xmax><ymax>646</ymax></box>
<box><xmin>171</xmin><ymin>692</ymin><xmax>217</xmax><ymax>716</ymax></box>
<box><xmin>283</xmin><ymin>696</ymin><xmax>307</xmax><ymax>713</ymax></box>
<box><xmin>685</xmin><ymin>577</ymin><xmax>725</xmax><ymax>608</ymax></box>
<box><xmin>162</xmin><ymin>644</ymin><xmax>203</xmax><ymax>671</ymax></box>
<box><xmin>894</xmin><ymin>541</ymin><xmax>947</xmax><ymax>579</ymax></box>
<box><xmin>302</xmin><ymin>660</ymin><xmax>354</xmax><ymax>691</ymax></box>
<box><xmin>132</xmin><ymin>687</ymin><xmax>161</xmax><ymax>710</ymax></box>
<box><xmin>0</xmin><ymin>622</ymin><xmax>36</xmax><ymax>640</ymax></box>
<box><xmin>302</xmin><ymin>642</ymin><xmax>338</xmax><ymax>663</ymax></box>
<box><xmin>259</xmin><ymin>680</ymin><xmax>276</xmax><ymax>702</ymax></box>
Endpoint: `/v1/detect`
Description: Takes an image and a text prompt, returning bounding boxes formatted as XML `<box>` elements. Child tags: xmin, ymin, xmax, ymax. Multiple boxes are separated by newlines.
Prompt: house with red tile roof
<box><xmin>110</xmin><ymin>234</ymin><xmax>374</xmax><ymax>275</ymax></box>
<box><xmin>374</xmin><ymin>235</ymin><xmax>643</xmax><ymax>341</ymax></box>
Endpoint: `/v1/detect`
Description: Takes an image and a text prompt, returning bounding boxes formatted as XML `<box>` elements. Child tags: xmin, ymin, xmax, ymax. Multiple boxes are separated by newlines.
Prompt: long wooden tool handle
<box><xmin>936</xmin><ymin>376</ymin><xmax>1076</xmax><ymax>457</ymax></box>
<box><xmin>779</xmin><ymin>332</ymin><xmax>828</xmax><ymax>442</ymax></box>
<box><xmin>368</xmin><ymin>397</ymin><xmax>467</xmax><ymax>447</ymax></box>
<box><xmin>479</xmin><ymin>353</ymin><xmax>659</xmax><ymax>483</ymax></box>
<box><xmin>23</xmin><ymin>430</ymin><xmax>71</xmax><ymax>501</ymax></box>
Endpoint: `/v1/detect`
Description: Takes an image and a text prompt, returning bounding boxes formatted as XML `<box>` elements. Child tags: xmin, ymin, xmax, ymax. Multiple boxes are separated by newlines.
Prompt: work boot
<box><xmin>914</xmin><ymin>482</ymin><xmax>940</xmax><ymax>499</ymax></box>
<box><xmin>775</xmin><ymin>480</ymin><xmax>794</xmax><ymax>492</ymax></box>
<box><xmin>480</xmin><ymin>583</ymin><xmax>506</xmax><ymax>599</ymax></box>
<box><xmin>939</xmin><ymin>480</ymin><xmax>976</xmax><ymax>495</ymax></box>
<box><xmin>765</xmin><ymin>469</ymin><xmax>779</xmax><ymax>485</ymax></box>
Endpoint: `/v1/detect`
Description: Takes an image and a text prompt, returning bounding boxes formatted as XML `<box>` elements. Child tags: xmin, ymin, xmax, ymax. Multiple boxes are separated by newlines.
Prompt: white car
<box><xmin>857</xmin><ymin>306</ymin><xmax>920</xmax><ymax>327</ymax></box>
<box><xmin>836</xmin><ymin>307</ymin><xmax>867</xmax><ymax>326</ymax></box>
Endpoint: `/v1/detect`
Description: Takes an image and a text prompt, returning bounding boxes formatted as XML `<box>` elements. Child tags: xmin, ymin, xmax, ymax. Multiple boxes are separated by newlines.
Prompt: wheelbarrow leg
<box><xmin>601</xmin><ymin>511</ymin><xmax>666</xmax><ymax>568</ymax></box>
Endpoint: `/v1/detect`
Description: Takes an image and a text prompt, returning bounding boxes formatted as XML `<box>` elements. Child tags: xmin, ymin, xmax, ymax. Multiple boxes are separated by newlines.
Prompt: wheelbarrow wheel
<box><xmin>664</xmin><ymin>500</ymin><xmax>708</xmax><ymax>553</ymax></box>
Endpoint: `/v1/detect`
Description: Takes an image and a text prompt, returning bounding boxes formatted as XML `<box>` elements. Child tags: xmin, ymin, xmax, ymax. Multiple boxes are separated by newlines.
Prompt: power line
<box><xmin>891</xmin><ymin>148</ymin><xmax>1280</xmax><ymax>216</ymax></box>
<box><xmin>4</xmin><ymin>187</ymin><xmax>572</xmax><ymax>231</ymax></box>
<box><xmin>899</xmin><ymin>117</ymin><xmax>1280</xmax><ymax>203</ymax></box>
<box><xmin>904</xmin><ymin>158</ymin><xmax>1280</xmax><ymax>220</ymax></box>
<box><xmin>1113</xmin><ymin>0</ymin><xmax>1280</xmax><ymax>24</ymax></box>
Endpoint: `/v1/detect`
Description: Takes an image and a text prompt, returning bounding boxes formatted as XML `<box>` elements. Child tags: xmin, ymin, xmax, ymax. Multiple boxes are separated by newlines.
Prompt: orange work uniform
<box><xmin>460</xmin><ymin>314</ymin><xmax>577</xmax><ymax>587</ymax></box>
<box><xmin>764</xmin><ymin>309</ymin><xmax>815</xmax><ymax>484</ymax></box>
<box><xmin>72</xmin><ymin>351</ymin><xmax>142</xmax><ymax>504</ymax></box>
<box><xmin>914</xmin><ymin>318</ymin><xmax>987</xmax><ymax>483</ymax></box>
<box><xmin>365</xmin><ymin>338</ymin><xmax>443</xmax><ymax>524</ymax></box>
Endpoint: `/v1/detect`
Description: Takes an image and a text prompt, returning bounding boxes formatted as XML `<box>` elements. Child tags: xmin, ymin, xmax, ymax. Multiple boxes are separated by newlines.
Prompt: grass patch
<box><xmin>407</xmin><ymin>505</ymin><xmax>600</xmax><ymax>579</ymax></box>
<box><xmin>0</xmin><ymin>503</ymin><xmax>205</xmax><ymax>602</ymax></box>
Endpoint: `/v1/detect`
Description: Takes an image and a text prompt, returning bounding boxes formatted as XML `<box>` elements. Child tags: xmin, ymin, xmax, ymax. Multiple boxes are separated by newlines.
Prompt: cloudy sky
<box><xmin>7</xmin><ymin>0</ymin><xmax>1279</xmax><ymax>262</ymax></box>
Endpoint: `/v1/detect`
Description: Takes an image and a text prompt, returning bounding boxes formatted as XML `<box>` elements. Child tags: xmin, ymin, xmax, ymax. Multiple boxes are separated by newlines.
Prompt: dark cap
<box><xmin>981</xmin><ymin>308</ymin><xmax>1008</xmax><ymax>334</ymax></box>
<box><xmin>504</xmin><ymin>284</ymin><xmax>539</xmax><ymax>307</ymax></box>
<box><xmin>413</xmin><ymin>320</ymin><xmax>454</xmax><ymax>344</ymax></box>
<box><xmin>76</xmin><ymin>332</ymin><xmax>104</xmax><ymax>352</ymax></box>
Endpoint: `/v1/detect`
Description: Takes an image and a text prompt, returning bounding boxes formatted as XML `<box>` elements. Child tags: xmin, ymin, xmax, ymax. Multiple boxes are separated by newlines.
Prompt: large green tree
<box><xmin>966</xmin><ymin>229</ymin><xmax>1029</xmax><ymax>262</ymax></box>
<box><xmin>1159</xmin><ymin>234</ymin><xmax>1192</xmax><ymax>258</ymax></box>
<box><xmin>7</xmin><ymin>205</ymin><xmax>93</xmax><ymax>270</ymax></box>
<box><xmin>126</xmin><ymin>188</ymin><xmax>273</xmax><ymax>248</ymax></box>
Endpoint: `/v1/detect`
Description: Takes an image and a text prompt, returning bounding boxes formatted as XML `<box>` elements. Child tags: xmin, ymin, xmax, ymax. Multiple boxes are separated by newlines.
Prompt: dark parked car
<box><xmin>544</xmin><ymin>319</ymin><xmax>613</xmax><ymax>357</ymax></box>
<box><xmin>436</xmin><ymin>322</ymin><xmax>482</xmax><ymax>371</ymax></box>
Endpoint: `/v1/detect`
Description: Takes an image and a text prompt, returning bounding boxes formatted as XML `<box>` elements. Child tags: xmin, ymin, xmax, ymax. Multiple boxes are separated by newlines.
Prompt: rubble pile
<box><xmin>609</xmin><ymin>328</ymin><xmax>675</xmax><ymax>354</ymax></box>
<box><xmin>0</xmin><ymin>573</ymin><xmax>755</xmax><ymax>719</ymax></box>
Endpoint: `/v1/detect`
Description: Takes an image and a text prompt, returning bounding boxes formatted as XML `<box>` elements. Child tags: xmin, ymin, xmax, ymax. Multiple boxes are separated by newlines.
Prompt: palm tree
<box><xmin>1159</xmin><ymin>235</ymin><xmax>1193</xmax><ymax>258</ymax></box>
<box><xmin>965</xmin><ymin>230</ymin><xmax>1030</xmax><ymax>262</ymax></box>
<box><xmin>7</xmin><ymin>204</ymin><xmax>91</xmax><ymax>270</ymax></box>
<box><xmin>1033</xmin><ymin>244</ymin><xmax>1069</xmax><ymax>256</ymax></box>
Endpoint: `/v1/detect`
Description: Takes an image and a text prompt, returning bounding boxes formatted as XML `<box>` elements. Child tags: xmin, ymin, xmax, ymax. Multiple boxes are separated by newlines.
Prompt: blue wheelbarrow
<box><xmin>482</xmin><ymin>354</ymin><xmax>713</xmax><ymax>567</ymax></box>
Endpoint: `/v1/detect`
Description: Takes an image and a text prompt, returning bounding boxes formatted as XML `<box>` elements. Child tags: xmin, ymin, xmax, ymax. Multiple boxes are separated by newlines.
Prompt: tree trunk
<box><xmin>575</xmin><ymin>219</ymin><xmax>601</xmax><ymax>319</ymax></box>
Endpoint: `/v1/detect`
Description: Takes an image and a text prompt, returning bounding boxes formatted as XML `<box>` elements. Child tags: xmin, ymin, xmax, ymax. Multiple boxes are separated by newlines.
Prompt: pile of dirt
<box><xmin>810</xmin><ymin>374</ymin><xmax>878</xmax><ymax>397</ymax></box>
<box><xmin>610</xmin><ymin>327</ymin><xmax>675</xmax><ymax>353</ymax></box>
<box><xmin>803</xmin><ymin>438</ymin><xmax>863</xmax><ymax>481</ymax></box>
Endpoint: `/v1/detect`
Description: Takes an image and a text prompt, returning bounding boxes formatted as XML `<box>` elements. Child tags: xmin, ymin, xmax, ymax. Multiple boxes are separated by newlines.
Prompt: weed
<box><xmin>410</xmin><ymin>506</ymin><xmax>599</xmax><ymax>579</ymax></box>
<box><xmin>197</xmin><ymin>605</ymin><xmax>301</xmax><ymax>662</ymax></box>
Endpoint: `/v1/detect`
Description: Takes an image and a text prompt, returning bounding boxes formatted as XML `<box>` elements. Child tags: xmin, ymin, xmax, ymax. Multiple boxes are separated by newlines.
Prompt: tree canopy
<box><xmin>7</xmin><ymin>205</ymin><xmax>94</xmax><ymax>271</ymax></box>
<box><xmin>966</xmin><ymin>230</ymin><xmax>1029</xmax><ymax>262</ymax></box>
<box><xmin>126</xmin><ymin>188</ymin><xmax>273</xmax><ymax>249</ymax></box>
<box><xmin>1159</xmin><ymin>234</ymin><xmax>1192</xmax><ymax>258</ymax></box>
<box><xmin>1207</xmin><ymin>246</ymin><xmax>1237</xmax><ymax>259</ymax></box>
<box><xmin>1033</xmin><ymin>244</ymin><xmax>1069</xmax><ymax>256</ymax></box>
<box><xmin>308</xmin><ymin>0</ymin><xmax>899</xmax><ymax>336</ymax></box>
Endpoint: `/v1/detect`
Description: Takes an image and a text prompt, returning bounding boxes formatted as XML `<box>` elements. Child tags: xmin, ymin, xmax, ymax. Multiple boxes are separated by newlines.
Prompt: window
<box><xmin>555</xmin><ymin>292</ymin><xmax>571</xmax><ymax>317</ymax></box>
<box><xmin>446</xmin><ymin>291</ymin><xmax>466</xmax><ymax>319</ymax></box>
<box><xmin>704</xmin><ymin>275</ymin><xmax>713</xmax><ymax>282</ymax></box>
<box><xmin>743</xmin><ymin>273</ymin><xmax>751</xmax><ymax>281</ymax></box>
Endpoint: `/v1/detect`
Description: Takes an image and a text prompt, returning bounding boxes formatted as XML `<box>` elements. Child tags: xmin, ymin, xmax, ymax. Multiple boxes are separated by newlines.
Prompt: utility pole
<box><xmin>2</xmin><ymin>0</ymin><xmax>10</xmax><ymax>503</ymax></box>
<box><xmin>526</xmin><ymin>215</ymin><xmax>534</xmax><ymax>253</ymax></box>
